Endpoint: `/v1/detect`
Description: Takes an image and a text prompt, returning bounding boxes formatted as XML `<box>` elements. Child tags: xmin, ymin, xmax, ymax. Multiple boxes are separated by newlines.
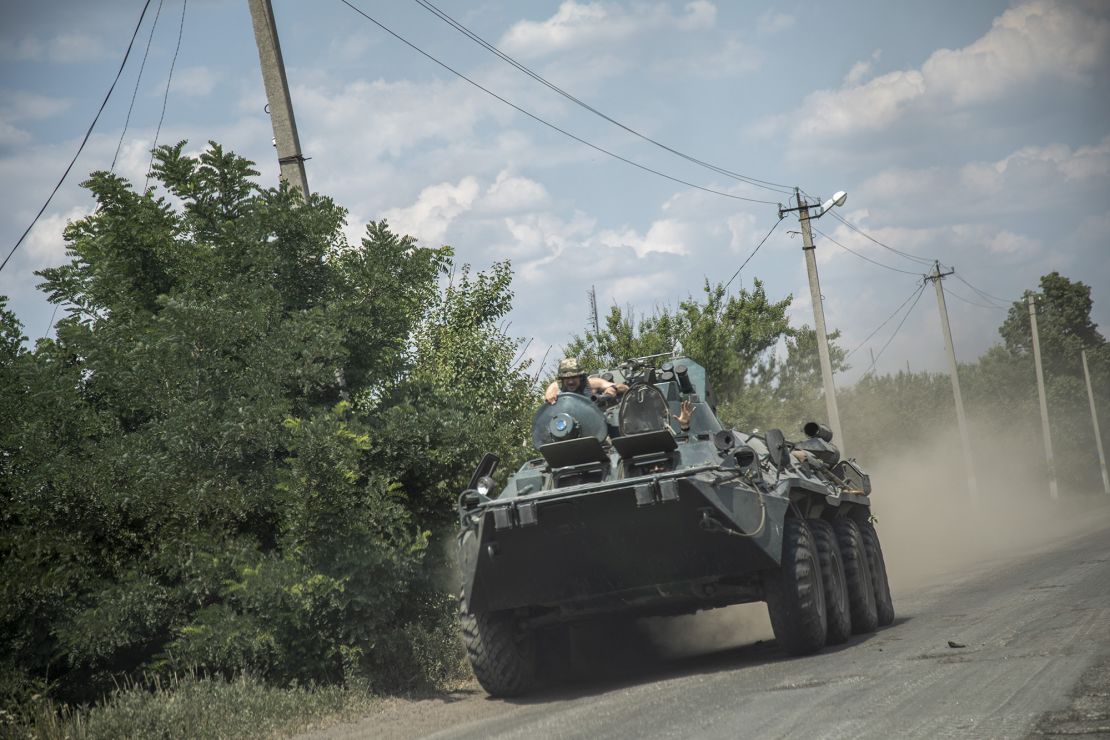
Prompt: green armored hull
<box><xmin>456</xmin><ymin>357</ymin><xmax>892</xmax><ymax>697</ymax></box>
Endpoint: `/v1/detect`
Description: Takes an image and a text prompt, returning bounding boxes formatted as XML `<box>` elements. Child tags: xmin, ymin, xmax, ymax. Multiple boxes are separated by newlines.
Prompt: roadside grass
<box><xmin>2</xmin><ymin>610</ymin><xmax>472</xmax><ymax>739</ymax></box>
<box><xmin>2</xmin><ymin>673</ymin><xmax>389</xmax><ymax>740</ymax></box>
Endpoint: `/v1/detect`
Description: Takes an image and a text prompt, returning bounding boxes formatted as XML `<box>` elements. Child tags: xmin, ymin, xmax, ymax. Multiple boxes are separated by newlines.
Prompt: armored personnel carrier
<box><xmin>456</xmin><ymin>356</ymin><xmax>893</xmax><ymax>696</ymax></box>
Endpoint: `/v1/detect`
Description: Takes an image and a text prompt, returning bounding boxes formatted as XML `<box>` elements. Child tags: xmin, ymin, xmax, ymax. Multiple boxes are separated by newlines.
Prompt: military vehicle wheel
<box><xmin>459</xmin><ymin>599</ymin><xmax>537</xmax><ymax>697</ymax></box>
<box><xmin>860</xmin><ymin>521</ymin><xmax>895</xmax><ymax>627</ymax></box>
<box><xmin>832</xmin><ymin>519</ymin><xmax>878</xmax><ymax>634</ymax></box>
<box><xmin>763</xmin><ymin>517</ymin><xmax>827</xmax><ymax>655</ymax></box>
<box><xmin>808</xmin><ymin>519</ymin><xmax>852</xmax><ymax>645</ymax></box>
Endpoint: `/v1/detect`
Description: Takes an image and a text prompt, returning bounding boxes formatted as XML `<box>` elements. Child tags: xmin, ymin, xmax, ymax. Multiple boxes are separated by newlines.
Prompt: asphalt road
<box><xmin>313</xmin><ymin>503</ymin><xmax>1110</xmax><ymax>740</ymax></box>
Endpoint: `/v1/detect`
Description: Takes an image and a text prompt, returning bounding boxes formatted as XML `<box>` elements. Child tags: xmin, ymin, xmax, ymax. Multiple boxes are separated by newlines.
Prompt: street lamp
<box><xmin>817</xmin><ymin>191</ymin><xmax>848</xmax><ymax>217</ymax></box>
<box><xmin>779</xmin><ymin>187</ymin><xmax>848</xmax><ymax>451</ymax></box>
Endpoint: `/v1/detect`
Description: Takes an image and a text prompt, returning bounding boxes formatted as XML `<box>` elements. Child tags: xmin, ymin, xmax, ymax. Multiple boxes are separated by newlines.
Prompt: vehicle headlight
<box><xmin>476</xmin><ymin>475</ymin><xmax>497</xmax><ymax>497</ymax></box>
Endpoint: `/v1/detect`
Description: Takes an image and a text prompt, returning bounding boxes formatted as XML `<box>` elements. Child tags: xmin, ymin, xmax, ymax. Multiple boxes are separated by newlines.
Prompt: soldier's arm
<box><xmin>544</xmin><ymin>381</ymin><xmax>560</xmax><ymax>404</ymax></box>
<box><xmin>587</xmin><ymin>376</ymin><xmax>620</xmax><ymax>396</ymax></box>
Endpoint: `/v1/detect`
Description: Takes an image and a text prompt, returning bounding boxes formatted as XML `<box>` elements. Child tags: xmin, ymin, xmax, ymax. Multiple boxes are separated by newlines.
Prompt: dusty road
<box><xmin>307</xmin><ymin>497</ymin><xmax>1110</xmax><ymax>740</ymax></box>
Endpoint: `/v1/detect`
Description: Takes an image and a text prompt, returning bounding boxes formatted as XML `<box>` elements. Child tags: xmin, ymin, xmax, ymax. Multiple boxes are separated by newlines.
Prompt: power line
<box><xmin>944</xmin><ymin>286</ymin><xmax>1005</xmax><ymax>311</ymax></box>
<box><xmin>1</xmin><ymin>0</ymin><xmax>155</xmax><ymax>275</ymax></box>
<box><xmin>799</xmin><ymin>192</ymin><xmax>1013</xmax><ymax>309</ymax></box>
<box><xmin>409</xmin><ymin>0</ymin><xmax>793</xmax><ymax>196</ymax></box>
<box><xmin>113</xmin><ymin>0</ymin><xmax>165</xmax><ymax>172</ymax></box>
<box><xmin>812</xmin><ymin>226</ymin><xmax>925</xmax><ymax>277</ymax></box>
<box><xmin>952</xmin><ymin>272</ymin><xmax>1009</xmax><ymax>308</ymax></box>
<box><xmin>802</xmin><ymin>190</ymin><xmax>1015</xmax><ymax>309</ymax></box>
<box><xmin>822</xmin><ymin>208</ymin><xmax>936</xmax><ymax>267</ymax></box>
<box><xmin>338</xmin><ymin>0</ymin><xmax>779</xmax><ymax>206</ymax></box>
<box><xmin>723</xmin><ymin>215</ymin><xmax>784</xmax><ymax>290</ymax></box>
<box><xmin>146</xmin><ymin>0</ymin><xmax>187</xmax><ymax>191</ymax></box>
<box><xmin>42</xmin><ymin>302</ymin><xmax>61</xmax><ymax>340</ymax></box>
<box><xmin>843</xmin><ymin>280</ymin><xmax>926</xmax><ymax>360</ymax></box>
<box><xmin>862</xmin><ymin>282</ymin><xmax>927</xmax><ymax>377</ymax></box>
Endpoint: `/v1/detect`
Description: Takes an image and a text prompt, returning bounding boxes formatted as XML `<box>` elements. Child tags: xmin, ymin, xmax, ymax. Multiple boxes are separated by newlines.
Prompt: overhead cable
<box><xmin>812</xmin><ymin>226</ymin><xmax>925</xmax><ymax>277</ymax></box>
<box><xmin>952</xmin><ymin>272</ymin><xmax>1009</xmax><ymax>308</ymax></box>
<box><xmin>844</xmin><ymin>280</ymin><xmax>926</xmax><ymax>360</ymax></box>
<box><xmin>113</xmin><ymin>0</ymin><xmax>165</xmax><ymax>172</ymax></box>
<box><xmin>944</xmin><ymin>286</ymin><xmax>1005</xmax><ymax>311</ymax></box>
<box><xmin>410</xmin><ymin>0</ymin><xmax>793</xmax><ymax>196</ymax></box>
<box><xmin>1</xmin><ymin>0</ymin><xmax>155</xmax><ymax>275</ymax></box>
<box><xmin>723</xmin><ymin>216</ymin><xmax>784</xmax><ymax>290</ymax></box>
<box><xmin>862</xmin><ymin>282</ymin><xmax>927</xmax><ymax>377</ymax></box>
<box><xmin>146</xmin><ymin>0</ymin><xmax>187</xmax><ymax>191</ymax></box>
<box><xmin>822</xmin><ymin>208</ymin><xmax>935</xmax><ymax>267</ymax></box>
<box><xmin>338</xmin><ymin>0</ymin><xmax>779</xmax><ymax>206</ymax></box>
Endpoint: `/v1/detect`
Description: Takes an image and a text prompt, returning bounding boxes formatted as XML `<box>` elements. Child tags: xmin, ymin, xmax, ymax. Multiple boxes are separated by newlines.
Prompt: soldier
<box><xmin>544</xmin><ymin>357</ymin><xmax>627</xmax><ymax>404</ymax></box>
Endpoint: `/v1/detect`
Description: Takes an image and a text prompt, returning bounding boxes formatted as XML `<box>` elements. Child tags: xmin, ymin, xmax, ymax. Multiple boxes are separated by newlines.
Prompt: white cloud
<box><xmin>381</xmin><ymin>176</ymin><xmax>481</xmax><ymax>246</ymax></box>
<box><xmin>0</xmin><ymin>92</ymin><xmax>71</xmax><ymax>148</ymax></box>
<box><xmin>678</xmin><ymin>1</ymin><xmax>717</xmax><ymax>30</ymax></box>
<box><xmin>782</xmin><ymin>0</ymin><xmax>1110</xmax><ymax>141</ymax></box>
<box><xmin>499</xmin><ymin>1</ymin><xmax>721</xmax><ymax>58</ymax></box>
<box><xmin>668</xmin><ymin>34</ymin><xmax>761</xmax><ymax>77</ymax></box>
<box><xmin>0</xmin><ymin>119</ymin><xmax>31</xmax><ymax>149</ymax></box>
<box><xmin>296</xmin><ymin>78</ymin><xmax>500</xmax><ymax>160</ymax></box>
<box><xmin>851</xmin><ymin>135</ymin><xmax>1110</xmax><ymax>224</ymax></box>
<box><xmin>480</xmin><ymin>170</ymin><xmax>549</xmax><ymax>214</ymax></box>
<box><xmin>1</xmin><ymin>31</ymin><xmax>108</xmax><ymax>63</ymax></box>
<box><xmin>25</xmin><ymin>207</ymin><xmax>90</xmax><ymax>265</ymax></box>
<box><xmin>597</xmin><ymin>218</ymin><xmax>694</xmax><ymax>258</ymax></box>
<box><xmin>756</xmin><ymin>10</ymin><xmax>795</xmax><ymax>35</ymax></box>
<box><xmin>172</xmin><ymin>67</ymin><xmax>218</xmax><ymax>97</ymax></box>
<box><xmin>979</xmin><ymin>229</ymin><xmax>1041</xmax><ymax>257</ymax></box>
<box><xmin>0</xmin><ymin>36</ymin><xmax>44</xmax><ymax>60</ymax></box>
<box><xmin>326</xmin><ymin>32</ymin><xmax>379</xmax><ymax>64</ymax></box>
<box><xmin>795</xmin><ymin>69</ymin><xmax>926</xmax><ymax>138</ymax></box>
<box><xmin>505</xmin><ymin>211</ymin><xmax>597</xmax><ymax>281</ymax></box>
<box><xmin>2</xmin><ymin>91</ymin><xmax>71</xmax><ymax>121</ymax></box>
<box><xmin>47</xmin><ymin>32</ymin><xmax>106</xmax><ymax>63</ymax></box>
<box><xmin>923</xmin><ymin>0</ymin><xmax>1108</xmax><ymax>104</ymax></box>
<box><xmin>727</xmin><ymin>212</ymin><xmax>757</xmax><ymax>252</ymax></box>
<box><xmin>844</xmin><ymin>50</ymin><xmax>881</xmax><ymax>86</ymax></box>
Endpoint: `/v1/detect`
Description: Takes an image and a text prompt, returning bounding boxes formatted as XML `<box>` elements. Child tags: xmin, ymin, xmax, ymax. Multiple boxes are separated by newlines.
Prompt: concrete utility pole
<box><xmin>248</xmin><ymin>0</ymin><xmax>309</xmax><ymax>195</ymax></box>
<box><xmin>794</xmin><ymin>188</ymin><xmax>845</xmax><ymax>450</ymax></box>
<box><xmin>1081</xmin><ymin>349</ymin><xmax>1110</xmax><ymax>495</ymax></box>
<box><xmin>1028</xmin><ymin>295</ymin><xmax>1058</xmax><ymax>499</ymax></box>
<box><xmin>927</xmin><ymin>263</ymin><xmax>979</xmax><ymax>500</ymax></box>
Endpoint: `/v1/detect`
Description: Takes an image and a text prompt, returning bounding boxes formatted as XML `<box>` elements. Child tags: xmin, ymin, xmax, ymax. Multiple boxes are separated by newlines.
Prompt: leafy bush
<box><xmin>0</xmin><ymin>142</ymin><xmax>530</xmax><ymax>713</ymax></box>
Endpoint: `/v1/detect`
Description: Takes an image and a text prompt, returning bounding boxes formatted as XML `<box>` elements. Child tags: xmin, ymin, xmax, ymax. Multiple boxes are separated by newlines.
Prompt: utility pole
<box><xmin>1081</xmin><ymin>349</ymin><xmax>1110</xmax><ymax>495</ymax></box>
<box><xmin>792</xmin><ymin>188</ymin><xmax>844</xmax><ymax>450</ymax></box>
<box><xmin>1028</xmin><ymin>295</ymin><xmax>1058</xmax><ymax>499</ymax></box>
<box><xmin>248</xmin><ymin>0</ymin><xmax>309</xmax><ymax>195</ymax></box>
<box><xmin>926</xmin><ymin>262</ymin><xmax>978</xmax><ymax>500</ymax></box>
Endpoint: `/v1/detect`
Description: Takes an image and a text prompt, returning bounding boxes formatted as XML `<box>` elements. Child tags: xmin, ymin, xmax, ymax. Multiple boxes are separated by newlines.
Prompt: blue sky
<box><xmin>2</xmin><ymin>0</ymin><xmax>1108</xmax><ymax>382</ymax></box>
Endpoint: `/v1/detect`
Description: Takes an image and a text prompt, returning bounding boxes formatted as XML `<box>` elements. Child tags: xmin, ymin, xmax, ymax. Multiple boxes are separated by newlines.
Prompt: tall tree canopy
<box><xmin>564</xmin><ymin>279</ymin><xmax>793</xmax><ymax>405</ymax></box>
<box><xmin>1000</xmin><ymin>271</ymin><xmax>1105</xmax><ymax>375</ymax></box>
<box><xmin>0</xmin><ymin>142</ymin><xmax>533</xmax><ymax>708</ymax></box>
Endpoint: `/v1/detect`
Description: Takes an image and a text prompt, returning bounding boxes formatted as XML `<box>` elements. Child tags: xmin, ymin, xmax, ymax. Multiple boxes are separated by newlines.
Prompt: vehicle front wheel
<box><xmin>459</xmin><ymin>596</ymin><xmax>537</xmax><ymax>697</ymax></box>
<box><xmin>764</xmin><ymin>517</ymin><xmax>827</xmax><ymax>655</ymax></box>
<box><xmin>809</xmin><ymin>518</ymin><xmax>852</xmax><ymax>645</ymax></box>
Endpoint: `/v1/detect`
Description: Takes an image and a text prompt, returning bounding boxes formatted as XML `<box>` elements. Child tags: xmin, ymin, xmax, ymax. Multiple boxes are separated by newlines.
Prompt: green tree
<box><xmin>996</xmin><ymin>272</ymin><xmax>1108</xmax><ymax>489</ymax></box>
<box><xmin>723</xmin><ymin>325</ymin><xmax>848</xmax><ymax>435</ymax></box>
<box><xmin>564</xmin><ymin>279</ymin><xmax>793</xmax><ymax>405</ymax></box>
<box><xmin>0</xmin><ymin>141</ymin><xmax>532</xmax><ymax>709</ymax></box>
<box><xmin>1000</xmin><ymin>271</ymin><xmax>1104</xmax><ymax>376</ymax></box>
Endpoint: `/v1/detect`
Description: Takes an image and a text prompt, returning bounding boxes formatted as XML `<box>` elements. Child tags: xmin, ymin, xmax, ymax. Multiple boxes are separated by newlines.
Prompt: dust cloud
<box><xmin>867</xmin><ymin>421</ymin><xmax>1110</xmax><ymax>592</ymax></box>
<box><xmin>637</xmin><ymin>420</ymin><xmax>1110</xmax><ymax>660</ymax></box>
